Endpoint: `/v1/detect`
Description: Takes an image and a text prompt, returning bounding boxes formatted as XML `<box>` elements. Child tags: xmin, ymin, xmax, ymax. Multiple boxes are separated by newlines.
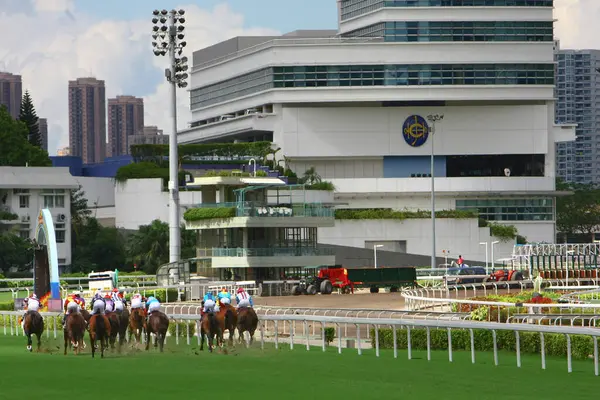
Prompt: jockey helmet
<box><xmin>221</xmin><ymin>287</ymin><xmax>227</xmax><ymax>292</ymax></box>
<box><xmin>237</xmin><ymin>287</ymin><xmax>245</xmax><ymax>294</ymax></box>
<box><xmin>112</xmin><ymin>288</ymin><xmax>119</xmax><ymax>293</ymax></box>
<box><xmin>31</xmin><ymin>294</ymin><xmax>38</xmax><ymax>299</ymax></box>
<box><xmin>73</xmin><ymin>291</ymin><xmax>81</xmax><ymax>296</ymax></box>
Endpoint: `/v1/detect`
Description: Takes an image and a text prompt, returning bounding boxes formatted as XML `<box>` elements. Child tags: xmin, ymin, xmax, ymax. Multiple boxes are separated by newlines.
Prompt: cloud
<box><xmin>0</xmin><ymin>1</ymin><xmax>279</xmax><ymax>155</ymax></box>
<box><xmin>0</xmin><ymin>0</ymin><xmax>594</xmax><ymax>155</ymax></box>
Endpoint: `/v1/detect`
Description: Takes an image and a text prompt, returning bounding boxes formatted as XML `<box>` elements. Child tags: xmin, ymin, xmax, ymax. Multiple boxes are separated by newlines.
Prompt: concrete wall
<box><xmin>318</xmin><ymin>218</ymin><xmax>515</xmax><ymax>264</ymax></box>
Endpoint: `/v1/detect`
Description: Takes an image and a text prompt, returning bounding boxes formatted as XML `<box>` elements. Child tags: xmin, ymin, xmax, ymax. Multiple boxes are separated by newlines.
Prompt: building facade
<box><xmin>107</xmin><ymin>95</ymin><xmax>144</xmax><ymax>157</ymax></box>
<box><xmin>0</xmin><ymin>167</ymin><xmax>79</xmax><ymax>269</ymax></box>
<box><xmin>554</xmin><ymin>48</ymin><xmax>600</xmax><ymax>184</ymax></box>
<box><xmin>129</xmin><ymin>126</ymin><xmax>169</xmax><ymax>149</ymax></box>
<box><xmin>38</xmin><ymin>118</ymin><xmax>48</xmax><ymax>152</ymax></box>
<box><xmin>68</xmin><ymin>77</ymin><xmax>106</xmax><ymax>164</ymax></box>
<box><xmin>179</xmin><ymin>0</ymin><xmax>574</xmax><ymax>261</ymax></box>
<box><xmin>0</xmin><ymin>72</ymin><xmax>22</xmax><ymax>119</ymax></box>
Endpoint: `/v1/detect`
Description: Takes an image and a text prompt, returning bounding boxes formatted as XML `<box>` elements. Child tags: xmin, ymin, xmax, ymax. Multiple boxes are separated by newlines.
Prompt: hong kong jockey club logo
<box><xmin>402</xmin><ymin>115</ymin><xmax>430</xmax><ymax>147</ymax></box>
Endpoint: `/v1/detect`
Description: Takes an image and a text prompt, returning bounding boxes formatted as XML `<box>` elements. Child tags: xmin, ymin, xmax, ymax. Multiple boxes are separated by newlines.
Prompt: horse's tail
<box><xmin>95</xmin><ymin>314</ymin><xmax>106</xmax><ymax>339</ymax></box>
<box><xmin>208</xmin><ymin>312</ymin><xmax>218</xmax><ymax>333</ymax></box>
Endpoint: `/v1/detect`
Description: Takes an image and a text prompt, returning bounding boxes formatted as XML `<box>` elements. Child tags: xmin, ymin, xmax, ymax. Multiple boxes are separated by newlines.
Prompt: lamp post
<box><xmin>491</xmin><ymin>240</ymin><xmax>500</xmax><ymax>270</ymax></box>
<box><xmin>374</xmin><ymin>244</ymin><xmax>384</xmax><ymax>269</ymax></box>
<box><xmin>479</xmin><ymin>242</ymin><xmax>489</xmax><ymax>269</ymax></box>
<box><xmin>151</xmin><ymin>9</ymin><xmax>188</xmax><ymax>263</ymax></box>
<box><xmin>426</xmin><ymin>114</ymin><xmax>444</xmax><ymax>269</ymax></box>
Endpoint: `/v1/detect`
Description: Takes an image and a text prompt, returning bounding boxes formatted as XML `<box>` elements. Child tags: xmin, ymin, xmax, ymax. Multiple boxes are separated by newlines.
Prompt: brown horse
<box><xmin>146</xmin><ymin>311</ymin><xmax>169</xmax><ymax>352</ymax></box>
<box><xmin>64</xmin><ymin>311</ymin><xmax>86</xmax><ymax>355</ymax></box>
<box><xmin>88</xmin><ymin>314</ymin><xmax>111</xmax><ymax>358</ymax></box>
<box><xmin>23</xmin><ymin>311</ymin><xmax>44</xmax><ymax>352</ymax></box>
<box><xmin>200</xmin><ymin>311</ymin><xmax>224</xmax><ymax>352</ymax></box>
<box><xmin>129</xmin><ymin>308</ymin><xmax>146</xmax><ymax>344</ymax></box>
<box><xmin>105</xmin><ymin>311</ymin><xmax>120</xmax><ymax>350</ymax></box>
<box><xmin>237</xmin><ymin>307</ymin><xmax>259</xmax><ymax>346</ymax></box>
<box><xmin>216</xmin><ymin>303</ymin><xmax>237</xmax><ymax>346</ymax></box>
<box><xmin>117</xmin><ymin>308</ymin><xmax>129</xmax><ymax>347</ymax></box>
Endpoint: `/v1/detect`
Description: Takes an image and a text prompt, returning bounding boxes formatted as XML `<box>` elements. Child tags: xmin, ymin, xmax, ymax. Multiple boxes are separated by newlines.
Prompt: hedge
<box><xmin>334</xmin><ymin>208</ymin><xmax>477</xmax><ymax>220</ymax></box>
<box><xmin>114</xmin><ymin>162</ymin><xmax>190</xmax><ymax>184</ymax></box>
<box><xmin>183</xmin><ymin>207</ymin><xmax>236</xmax><ymax>222</ymax></box>
<box><xmin>168</xmin><ymin>321</ymin><xmax>197</xmax><ymax>337</ymax></box>
<box><xmin>130</xmin><ymin>142</ymin><xmax>273</xmax><ymax>162</ymax></box>
<box><xmin>0</xmin><ymin>301</ymin><xmax>14</xmax><ymax>311</ymax></box>
<box><xmin>202</xmin><ymin>170</ymin><xmax>251</xmax><ymax>177</ymax></box>
<box><xmin>0</xmin><ymin>210</ymin><xmax>18</xmax><ymax>220</ymax></box>
<box><xmin>123</xmin><ymin>288</ymin><xmax>181</xmax><ymax>302</ymax></box>
<box><xmin>489</xmin><ymin>223</ymin><xmax>518</xmax><ymax>241</ymax></box>
<box><xmin>306</xmin><ymin>181</ymin><xmax>335</xmax><ymax>191</ymax></box>
<box><xmin>371</xmin><ymin>327</ymin><xmax>594</xmax><ymax>360</ymax></box>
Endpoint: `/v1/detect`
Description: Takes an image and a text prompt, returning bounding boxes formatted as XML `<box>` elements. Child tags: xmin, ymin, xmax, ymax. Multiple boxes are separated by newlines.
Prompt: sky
<box><xmin>0</xmin><ymin>0</ymin><xmax>597</xmax><ymax>155</ymax></box>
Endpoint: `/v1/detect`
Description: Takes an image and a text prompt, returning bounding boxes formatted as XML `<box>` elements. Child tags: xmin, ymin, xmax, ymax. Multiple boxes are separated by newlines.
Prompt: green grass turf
<box><xmin>0</xmin><ymin>291</ymin><xmax>28</xmax><ymax>303</ymax></box>
<box><xmin>0</xmin><ymin>335</ymin><xmax>596</xmax><ymax>400</ymax></box>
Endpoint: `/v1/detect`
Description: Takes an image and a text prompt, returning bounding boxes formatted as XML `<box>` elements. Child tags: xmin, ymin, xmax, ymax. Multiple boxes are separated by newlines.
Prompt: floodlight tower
<box><xmin>151</xmin><ymin>9</ymin><xmax>189</xmax><ymax>263</ymax></box>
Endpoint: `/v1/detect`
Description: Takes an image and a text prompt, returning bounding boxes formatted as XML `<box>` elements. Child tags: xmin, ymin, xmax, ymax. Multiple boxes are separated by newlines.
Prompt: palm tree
<box><xmin>301</xmin><ymin>167</ymin><xmax>322</xmax><ymax>185</ymax></box>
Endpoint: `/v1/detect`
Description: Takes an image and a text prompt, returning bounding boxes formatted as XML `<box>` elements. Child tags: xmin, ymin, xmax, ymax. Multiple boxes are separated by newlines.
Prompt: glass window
<box><xmin>19</xmin><ymin>195</ymin><xmax>29</xmax><ymax>208</ymax></box>
<box><xmin>456</xmin><ymin>198</ymin><xmax>554</xmax><ymax>221</ymax></box>
<box><xmin>55</xmin><ymin>230</ymin><xmax>66</xmax><ymax>243</ymax></box>
<box><xmin>19</xmin><ymin>230</ymin><xmax>29</xmax><ymax>239</ymax></box>
<box><xmin>44</xmin><ymin>195</ymin><xmax>54</xmax><ymax>208</ymax></box>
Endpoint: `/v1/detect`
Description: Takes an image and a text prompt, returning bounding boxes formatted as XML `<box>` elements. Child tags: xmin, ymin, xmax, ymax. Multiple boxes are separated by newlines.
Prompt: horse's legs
<box><xmin>145</xmin><ymin>329</ymin><xmax>150</xmax><ymax>351</ymax></box>
<box><xmin>36</xmin><ymin>333</ymin><xmax>42</xmax><ymax>352</ymax></box>
<box><xmin>26</xmin><ymin>333</ymin><xmax>32</xmax><ymax>352</ymax></box>
<box><xmin>64</xmin><ymin>334</ymin><xmax>68</xmax><ymax>355</ymax></box>
<box><xmin>159</xmin><ymin>334</ymin><xmax>164</xmax><ymax>353</ymax></box>
<box><xmin>91</xmin><ymin>337</ymin><xmax>96</xmax><ymax>358</ymax></box>
<box><xmin>249</xmin><ymin>329</ymin><xmax>255</xmax><ymax>346</ymax></box>
<box><xmin>100</xmin><ymin>335</ymin><xmax>105</xmax><ymax>358</ymax></box>
<box><xmin>207</xmin><ymin>333</ymin><xmax>213</xmax><ymax>353</ymax></box>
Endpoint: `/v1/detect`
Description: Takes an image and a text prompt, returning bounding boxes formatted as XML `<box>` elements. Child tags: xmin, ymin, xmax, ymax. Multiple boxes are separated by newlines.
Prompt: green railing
<box><xmin>211</xmin><ymin>247</ymin><xmax>337</xmax><ymax>257</ymax></box>
<box><xmin>192</xmin><ymin>202</ymin><xmax>335</xmax><ymax>218</ymax></box>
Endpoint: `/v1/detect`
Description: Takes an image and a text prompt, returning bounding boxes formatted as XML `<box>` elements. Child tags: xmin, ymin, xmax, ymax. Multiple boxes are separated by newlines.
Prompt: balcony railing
<box><xmin>191</xmin><ymin>201</ymin><xmax>335</xmax><ymax>218</ymax></box>
<box><xmin>210</xmin><ymin>247</ymin><xmax>336</xmax><ymax>257</ymax></box>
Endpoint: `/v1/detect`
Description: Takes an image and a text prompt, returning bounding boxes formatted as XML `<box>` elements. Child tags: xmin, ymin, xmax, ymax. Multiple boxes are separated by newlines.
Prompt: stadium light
<box><xmin>426</xmin><ymin>114</ymin><xmax>444</xmax><ymax>269</ymax></box>
<box><xmin>151</xmin><ymin>9</ymin><xmax>189</xmax><ymax>263</ymax></box>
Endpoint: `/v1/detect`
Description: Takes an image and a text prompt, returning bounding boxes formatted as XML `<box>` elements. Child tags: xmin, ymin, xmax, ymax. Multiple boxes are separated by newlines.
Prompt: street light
<box><xmin>374</xmin><ymin>244</ymin><xmax>384</xmax><ymax>269</ymax></box>
<box><xmin>426</xmin><ymin>114</ymin><xmax>444</xmax><ymax>269</ymax></box>
<box><xmin>152</xmin><ymin>9</ymin><xmax>188</xmax><ymax>263</ymax></box>
<box><xmin>479</xmin><ymin>242</ymin><xmax>489</xmax><ymax>269</ymax></box>
<box><xmin>490</xmin><ymin>240</ymin><xmax>500</xmax><ymax>270</ymax></box>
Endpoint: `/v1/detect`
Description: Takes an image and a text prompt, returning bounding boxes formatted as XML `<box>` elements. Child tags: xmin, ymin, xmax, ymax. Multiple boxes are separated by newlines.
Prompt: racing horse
<box><xmin>200</xmin><ymin>310</ymin><xmax>224</xmax><ymax>352</ymax></box>
<box><xmin>64</xmin><ymin>311</ymin><xmax>86</xmax><ymax>355</ymax></box>
<box><xmin>129</xmin><ymin>307</ymin><xmax>146</xmax><ymax>344</ymax></box>
<box><xmin>237</xmin><ymin>306</ymin><xmax>259</xmax><ymax>347</ymax></box>
<box><xmin>216</xmin><ymin>302</ymin><xmax>237</xmax><ymax>346</ymax></box>
<box><xmin>117</xmin><ymin>307</ymin><xmax>130</xmax><ymax>348</ymax></box>
<box><xmin>23</xmin><ymin>310</ymin><xmax>44</xmax><ymax>352</ymax></box>
<box><xmin>88</xmin><ymin>313</ymin><xmax>111</xmax><ymax>358</ymax></box>
<box><xmin>146</xmin><ymin>310</ymin><xmax>169</xmax><ymax>352</ymax></box>
<box><xmin>104</xmin><ymin>299</ymin><xmax>120</xmax><ymax>350</ymax></box>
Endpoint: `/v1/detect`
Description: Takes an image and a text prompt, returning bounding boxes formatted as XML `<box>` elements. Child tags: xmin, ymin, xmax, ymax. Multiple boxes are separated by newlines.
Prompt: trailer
<box><xmin>291</xmin><ymin>265</ymin><xmax>354</xmax><ymax>295</ymax></box>
<box><xmin>346</xmin><ymin>266</ymin><xmax>417</xmax><ymax>293</ymax></box>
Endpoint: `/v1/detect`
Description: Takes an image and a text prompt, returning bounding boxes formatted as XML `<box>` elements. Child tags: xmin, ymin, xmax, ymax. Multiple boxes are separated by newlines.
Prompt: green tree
<box><xmin>18</xmin><ymin>91</ymin><xmax>42</xmax><ymax>148</ymax></box>
<box><xmin>300</xmin><ymin>166</ymin><xmax>322</xmax><ymax>185</ymax></box>
<box><xmin>556</xmin><ymin>179</ymin><xmax>600</xmax><ymax>242</ymax></box>
<box><xmin>0</xmin><ymin>105</ymin><xmax>50</xmax><ymax>166</ymax></box>
<box><xmin>126</xmin><ymin>219</ymin><xmax>196</xmax><ymax>274</ymax></box>
<box><xmin>70</xmin><ymin>218</ymin><xmax>126</xmax><ymax>273</ymax></box>
<box><xmin>0</xmin><ymin>233</ymin><xmax>33</xmax><ymax>275</ymax></box>
<box><xmin>70</xmin><ymin>185</ymin><xmax>92</xmax><ymax>228</ymax></box>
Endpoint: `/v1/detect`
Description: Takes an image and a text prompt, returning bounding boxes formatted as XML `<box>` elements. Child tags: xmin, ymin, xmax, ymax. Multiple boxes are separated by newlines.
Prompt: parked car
<box><xmin>444</xmin><ymin>266</ymin><xmax>487</xmax><ymax>285</ymax></box>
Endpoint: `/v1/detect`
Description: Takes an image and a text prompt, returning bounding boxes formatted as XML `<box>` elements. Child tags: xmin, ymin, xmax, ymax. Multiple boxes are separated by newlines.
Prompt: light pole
<box><xmin>479</xmin><ymin>242</ymin><xmax>488</xmax><ymax>269</ymax></box>
<box><xmin>426</xmin><ymin>114</ymin><xmax>444</xmax><ymax>269</ymax></box>
<box><xmin>491</xmin><ymin>240</ymin><xmax>500</xmax><ymax>270</ymax></box>
<box><xmin>374</xmin><ymin>244</ymin><xmax>383</xmax><ymax>269</ymax></box>
<box><xmin>151</xmin><ymin>9</ymin><xmax>188</xmax><ymax>263</ymax></box>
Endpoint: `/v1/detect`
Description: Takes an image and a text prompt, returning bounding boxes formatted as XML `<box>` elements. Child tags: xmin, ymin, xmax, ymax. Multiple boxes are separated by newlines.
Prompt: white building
<box><xmin>180</xmin><ymin>0</ymin><xmax>575</xmax><ymax>262</ymax></box>
<box><xmin>0</xmin><ymin>167</ymin><xmax>79</xmax><ymax>268</ymax></box>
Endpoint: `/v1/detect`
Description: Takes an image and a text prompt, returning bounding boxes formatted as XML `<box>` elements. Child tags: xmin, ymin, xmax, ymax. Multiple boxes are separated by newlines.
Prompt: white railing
<box><xmin>2</xmin><ymin>311</ymin><xmax>598</xmax><ymax>375</ymax></box>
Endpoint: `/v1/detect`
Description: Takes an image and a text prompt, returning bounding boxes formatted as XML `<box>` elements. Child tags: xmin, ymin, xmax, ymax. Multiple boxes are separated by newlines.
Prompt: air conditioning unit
<box><xmin>21</xmin><ymin>215</ymin><xmax>30</xmax><ymax>222</ymax></box>
<box><xmin>56</xmin><ymin>213</ymin><xmax>67</xmax><ymax>222</ymax></box>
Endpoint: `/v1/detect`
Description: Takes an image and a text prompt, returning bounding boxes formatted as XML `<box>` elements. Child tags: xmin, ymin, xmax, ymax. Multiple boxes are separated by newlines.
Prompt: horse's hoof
<box><xmin>27</xmin><ymin>346</ymin><xmax>32</xmax><ymax>352</ymax></box>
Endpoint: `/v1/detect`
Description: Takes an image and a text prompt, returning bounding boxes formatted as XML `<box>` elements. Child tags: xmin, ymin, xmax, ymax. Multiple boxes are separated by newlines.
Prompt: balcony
<box><xmin>199</xmin><ymin>246</ymin><xmax>337</xmax><ymax>269</ymax></box>
<box><xmin>184</xmin><ymin>201</ymin><xmax>335</xmax><ymax>230</ymax></box>
<box><xmin>0</xmin><ymin>206</ymin><xmax>19</xmax><ymax>224</ymax></box>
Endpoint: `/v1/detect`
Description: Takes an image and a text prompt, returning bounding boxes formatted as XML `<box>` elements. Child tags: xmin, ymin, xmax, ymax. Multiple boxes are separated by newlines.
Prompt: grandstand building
<box><xmin>180</xmin><ymin>0</ymin><xmax>575</xmax><ymax>262</ymax></box>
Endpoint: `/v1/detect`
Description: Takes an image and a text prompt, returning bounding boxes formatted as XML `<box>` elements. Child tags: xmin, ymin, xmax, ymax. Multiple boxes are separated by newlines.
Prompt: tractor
<box><xmin>484</xmin><ymin>268</ymin><xmax>524</xmax><ymax>282</ymax></box>
<box><xmin>291</xmin><ymin>265</ymin><xmax>353</xmax><ymax>295</ymax></box>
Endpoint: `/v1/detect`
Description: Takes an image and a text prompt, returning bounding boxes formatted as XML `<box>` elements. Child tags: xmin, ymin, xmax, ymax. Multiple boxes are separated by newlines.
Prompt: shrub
<box><xmin>0</xmin><ymin>301</ymin><xmax>15</xmax><ymax>311</ymax></box>
<box><xmin>0</xmin><ymin>211</ymin><xmax>18</xmax><ymax>220</ymax></box>
<box><xmin>307</xmin><ymin>181</ymin><xmax>336</xmax><ymax>191</ymax></box>
<box><xmin>255</xmin><ymin>170</ymin><xmax>268</xmax><ymax>177</ymax></box>
<box><xmin>123</xmin><ymin>288</ymin><xmax>180</xmax><ymax>302</ymax></box>
<box><xmin>324</xmin><ymin>327</ymin><xmax>335</xmax><ymax>345</ymax></box>
<box><xmin>489</xmin><ymin>223</ymin><xmax>518</xmax><ymax>241</ymax></box>
<box><xmin>183</xmin><ymin>207</ymin><xmax>236</xmax><ymax>221</ymax></box>
<box><xmin>168</xmin><ymin>321</ymin><xmax>197</xmax><ymax>337</ymax></box>
<box><xmin>334</xmin><ymin>208</ymin><xmax>477</xmax><ymax>220</ymax></box>
<box><xmin>115</xmin><ymin>162</ymin><xmax>190</xmax><ymax>186</ymax></box>
<box><xmin>371</xmin><ymin>327</ymin><xmax>594</xmax><ymax>360</ymax></box>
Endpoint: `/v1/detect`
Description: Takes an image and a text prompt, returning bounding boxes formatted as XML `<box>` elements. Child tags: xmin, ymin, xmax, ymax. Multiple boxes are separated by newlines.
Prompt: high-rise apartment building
<box><xmin>107</xmin><ymin>95</ymin><xmax>144</xmax><ymax>157</ymax></box>
<box><xmin>38</xmin><ymin>118</ymin><xmax>48</xmax><ymax>152</ymax></box>
<box><xmin>555</xmin><ymin>48</ymin><xmax>600</xmax><ymax>184</ymax></box>
<box><xmin>68</xmin><ymin>77</ymin><xmax>106</xmax><ymax>164</ymax></box>
<box><xmin>0</xmin><ymin>72</ymin><xmax>22</xmax><ymax>119</ymax></box>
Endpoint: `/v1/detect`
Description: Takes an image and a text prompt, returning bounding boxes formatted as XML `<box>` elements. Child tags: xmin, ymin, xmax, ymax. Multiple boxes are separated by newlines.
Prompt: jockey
<box><xmin>111</xmin><ymin>288</ymin><xmax>124</xmax><ymax>313</ymax></box>
<box><xmin>130</xmin><ymin>292</ymin><xmax>143</xmax><ymax>310</ymax></box>
<box><xmin>104</xmin><ymin>293</ymin><xmax>115</xmax><ymax>313</ymax></box>
<box><xmin>217</xmin><ymin>287</ymin><xmax>232</xmax><ymax>306</ymax></box>
<box><xmin>90</xmin><ymin>291</ymin><xmax>106</xmax><ymax>316</ymax></box>
<box><xmin>62</xmin><ymin>291</ymin><xmax>84</xmax><ymax>326</ymax></box>
<box><xmin>22</xmin><ymin>293</ymin><xmax>41</xmax><ymax>324</ymax></box>
<box><xmin>235</xmin><ymin>287</ymin><xmax>253</xmax><ymax>309</ymax></box>
<box><xmin>146</xmin><ymin>296</ymin><xmax>160</xmax><ymax>316</ymax></box>
<box><xmin>202</xmin><ymin>291</ymin><xmax>216</xmax><ymax>314</ymax></box>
